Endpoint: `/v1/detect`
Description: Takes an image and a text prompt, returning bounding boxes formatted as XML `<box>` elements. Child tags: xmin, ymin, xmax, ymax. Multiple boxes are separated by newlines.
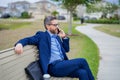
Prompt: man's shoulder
<box><xmin>35</xmin><ymin>31</ymin><xmax>46</xmax><ymax>35</ymax></box>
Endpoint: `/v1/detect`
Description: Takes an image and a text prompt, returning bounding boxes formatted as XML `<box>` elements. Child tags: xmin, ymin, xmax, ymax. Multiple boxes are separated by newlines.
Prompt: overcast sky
<box><xmin>0</xmin><ymin>0</ymin><xmax>119</xmax><ymax>7</ymax></box>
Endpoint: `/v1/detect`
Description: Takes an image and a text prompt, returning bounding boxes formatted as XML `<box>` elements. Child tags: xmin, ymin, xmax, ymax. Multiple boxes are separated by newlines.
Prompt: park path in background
<box><xmin>76</xmin><ymin>24</ymin><xmax>120</xmax><ymax>80</ymax></box>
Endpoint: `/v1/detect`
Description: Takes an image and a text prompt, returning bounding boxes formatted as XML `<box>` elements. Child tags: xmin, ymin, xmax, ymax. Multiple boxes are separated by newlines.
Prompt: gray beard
<box><xmin>49</xmin><ymin>29</ymin><xmax>57</xmax><ymax>34</ymax></box>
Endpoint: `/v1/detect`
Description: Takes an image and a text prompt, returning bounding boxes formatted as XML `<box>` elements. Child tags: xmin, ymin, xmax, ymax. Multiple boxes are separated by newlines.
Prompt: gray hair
<box><xmin>44</xmin><ymin>16</ymin><xmax>57</xmax><ymax>29</ymax></box>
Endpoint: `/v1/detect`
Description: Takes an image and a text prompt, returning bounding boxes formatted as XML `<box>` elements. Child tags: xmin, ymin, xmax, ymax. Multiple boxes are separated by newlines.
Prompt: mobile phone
<box><xmin>57</xmin><ymin>28</ymin><xmax>60</xmax><ymax>34</ymax></box>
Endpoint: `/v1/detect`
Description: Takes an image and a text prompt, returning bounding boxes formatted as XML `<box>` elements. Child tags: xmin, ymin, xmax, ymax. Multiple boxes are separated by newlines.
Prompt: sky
<box><xmin>0</xmin><ymin>0</ymin><xmax>119</xmax><ymax>7</ymax></box>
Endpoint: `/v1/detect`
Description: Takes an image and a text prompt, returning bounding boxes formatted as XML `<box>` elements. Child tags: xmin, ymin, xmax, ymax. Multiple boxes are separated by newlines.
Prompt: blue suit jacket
<box><xmin>16</xmin><ymin>31</ymin><xmax>70</xmax><ymax>74</ymax></box>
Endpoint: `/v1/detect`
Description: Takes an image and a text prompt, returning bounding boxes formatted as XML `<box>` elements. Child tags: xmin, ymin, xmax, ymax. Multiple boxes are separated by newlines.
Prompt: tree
<box><xmin>87</xmin><ymin>1</ymin><xmax>119</xmax><ymax>18</ymax></box>
<box><xmin>52</xmin><ymin>11</ymin><xmax>59</xmax><ymax>17</ymax></box>
<box><xmin>52</xmin><ymin>0</ymin><xmax>101</xmax><ymax>35</ymax></box>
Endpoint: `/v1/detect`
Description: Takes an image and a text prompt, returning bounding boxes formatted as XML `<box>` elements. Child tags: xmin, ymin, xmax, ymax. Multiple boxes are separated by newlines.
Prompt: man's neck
<box><xmin>47</xmin><ymin>30</ymin><xmax>57</xmax><ymax>37</ymax></box>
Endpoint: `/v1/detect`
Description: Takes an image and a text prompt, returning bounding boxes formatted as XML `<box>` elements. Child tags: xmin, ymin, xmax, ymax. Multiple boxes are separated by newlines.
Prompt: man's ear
<box><xmin>46</xmin><ymin>25</ymin><xmax>49</xmax><ymax>30</ymax></box>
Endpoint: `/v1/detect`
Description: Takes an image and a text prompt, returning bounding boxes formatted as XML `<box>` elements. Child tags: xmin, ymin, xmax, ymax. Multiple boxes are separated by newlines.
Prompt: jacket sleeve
<box><xmin>15</xmin><ymin>31</ymin><xmax>41</xmax><ymax>47</ymax></box>
<box><xmin>62</xmin><ymin>37</ymin><xmax>70</xmax><ymax>52</ymax></box>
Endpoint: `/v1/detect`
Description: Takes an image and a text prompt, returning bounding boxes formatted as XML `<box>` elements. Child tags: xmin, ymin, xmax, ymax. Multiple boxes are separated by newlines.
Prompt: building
<box><xmin>0</xmin><ymin>7</ymin><xmax>6</xmax><ymax>17</ymax></box>
<box><xmin>7</xmin><ymin>1</ymin><xmax>30</xmax><ymax>17</ymax></box>
<box><xmin>29</xmin><ymin>0</ymin><xmax>57</xmax><ymax>19</ymax></box>
<box><xmin>0</xmin><ymin>0</ymin><xmax>58</xmax><ymax>19</ymax></box>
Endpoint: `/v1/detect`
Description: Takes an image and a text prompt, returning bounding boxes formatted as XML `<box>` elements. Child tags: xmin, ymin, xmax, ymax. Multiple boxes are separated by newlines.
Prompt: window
<box><xmin>47</xmin><ymin>4</ymin><xmax>51</xmax><ymax>8</ymax></box>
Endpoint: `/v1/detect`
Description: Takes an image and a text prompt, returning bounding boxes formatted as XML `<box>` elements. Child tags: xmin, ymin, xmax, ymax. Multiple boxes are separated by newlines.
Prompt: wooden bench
<box><xmin>0</xmin><ymin>45</ymin><xmax>77</xmax><ymax>80</ymax></box>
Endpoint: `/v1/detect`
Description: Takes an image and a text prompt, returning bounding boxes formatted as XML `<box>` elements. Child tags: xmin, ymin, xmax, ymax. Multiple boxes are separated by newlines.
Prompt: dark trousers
<box><xmin>48</xmin><ymin>58</ymin><xmax>94</xmax><ymax>80</ymax></box>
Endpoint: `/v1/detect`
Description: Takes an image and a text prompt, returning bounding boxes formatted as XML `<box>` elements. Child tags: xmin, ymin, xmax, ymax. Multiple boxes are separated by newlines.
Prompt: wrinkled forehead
<box><xmin>50</xmin><ymin>19</ymin><xmax>58</xmax><ymax>24</ymax></box>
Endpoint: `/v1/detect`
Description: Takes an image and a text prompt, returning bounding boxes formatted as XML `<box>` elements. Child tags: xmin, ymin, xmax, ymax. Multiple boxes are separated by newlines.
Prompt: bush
<box><xmin>85</xmin><ymin>19</ymin><xmax>120</xmax><ymax>24</ymax></box>
<box><xmin>52</xmin><ymin>11</ymin><xmax>59</xmax><ymax>17</ymax></box>
<box><xmin>21</xmin><ymin>11</ymin><xmax>31</xmax><ymax>18</ymax></box>
<box><xmin>73</xmin><ymin>17</ymin><xmax>80</xmax><ymax>21</ymax></box>
<box><xmin>73</xmin><ymin>13</ymin><xmax>80</xmax><ymax>21</ymax></box>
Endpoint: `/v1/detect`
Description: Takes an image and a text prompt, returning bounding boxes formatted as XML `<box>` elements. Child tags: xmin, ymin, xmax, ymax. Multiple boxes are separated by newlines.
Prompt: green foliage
<box><xmin>51</xmin><ymin>11</ymin><xmax>59</xmax><ymax>17</ymax></box>
<box><xmin>52</xmin><ymin>0</ymin><xmax>100</xmax><ymax>12</ymax></box>
<box><xmin>21</xmin><ymin>11</ymin><xmax>31</xmax><ymax>18</ymax></box>
<box><xmin>85</xmin><ymin>19</ymin><xmax>120</xmax><ymax>24</ymax></box>
<box><xmin>73</xmin><ymin>13</ymin><xmax>80</xmax><ymax>21</ymax></box>
<box><xmin>63</xmin><ymin>0</ymin><xmax>86</xmax><ymax>12</ymax></box>
<box><xmin>73</xmin><ymin>17</ymin><xmax>80</xmax><ymax>21</ymax></box>
<box><xmin>87</xmin><ymin>1</ymin><xmax>119</xmax><ymax>18</ymax></box>
<box><xmin>52</xmin><ymin>0</ymin><xmax>102</xmax><ymax>12</ymax></box>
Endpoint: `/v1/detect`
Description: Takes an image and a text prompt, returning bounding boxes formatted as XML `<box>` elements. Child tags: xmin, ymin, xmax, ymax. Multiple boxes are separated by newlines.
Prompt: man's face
<box><xmin>47</xmin><ymin>19</ymin><xmax>59</xmax><ymax>34</ymax></box>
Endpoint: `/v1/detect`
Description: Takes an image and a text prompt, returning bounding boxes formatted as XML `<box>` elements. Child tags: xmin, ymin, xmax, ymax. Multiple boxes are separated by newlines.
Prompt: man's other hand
<box><xmin>14</xmin><ymin>43</ymin><xmax>23</xmax><ymax>54</ymax></box>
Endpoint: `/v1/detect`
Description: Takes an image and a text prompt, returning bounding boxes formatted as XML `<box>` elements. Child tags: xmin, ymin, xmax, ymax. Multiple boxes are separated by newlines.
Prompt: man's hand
<box><xmin>58</xmin><ymin>29</ymin><xmax>66</xmax><ymax>38</ymax></box>
<box><xmin>14</xmin><ymin>43</ymin><xmax>23</xmax><ymax>54</ymax></box>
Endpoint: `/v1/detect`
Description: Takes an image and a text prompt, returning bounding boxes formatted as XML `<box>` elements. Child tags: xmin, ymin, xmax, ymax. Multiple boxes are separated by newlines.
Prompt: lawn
<box><xmin>94</xmin><ymin>24</ymin><xmax>120</xmax><ymax>37</ymax></box>
<box><xmin>0</xmin><ymin>19</ymin><xmax>99</xmax><ymax>80</ymax></box>
<box><xmin>0</xmin><ymin>20</ymin><xmax>32</xmax><ymax>30</ymax></box>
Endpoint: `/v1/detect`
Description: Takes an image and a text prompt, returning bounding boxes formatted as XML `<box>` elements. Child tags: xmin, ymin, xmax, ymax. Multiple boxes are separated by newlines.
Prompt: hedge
<box><xmin>85</xmin><ymin>19</ymin><xmax>120</xmax><ymax>24</ymax></box>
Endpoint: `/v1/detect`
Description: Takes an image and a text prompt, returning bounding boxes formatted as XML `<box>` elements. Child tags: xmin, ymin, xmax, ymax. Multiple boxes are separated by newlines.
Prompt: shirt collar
<box><xmin>47</xmin><ymin>30</ymin><xmax>57</xmax><ymax>38</ymax></box>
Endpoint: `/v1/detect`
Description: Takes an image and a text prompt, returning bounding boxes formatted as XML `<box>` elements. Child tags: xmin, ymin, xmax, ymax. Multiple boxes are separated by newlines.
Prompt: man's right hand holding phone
<box><xmin>57</xmin><ymin>28</ymin><xmax>66</xmax><ymax>38</ymax></box>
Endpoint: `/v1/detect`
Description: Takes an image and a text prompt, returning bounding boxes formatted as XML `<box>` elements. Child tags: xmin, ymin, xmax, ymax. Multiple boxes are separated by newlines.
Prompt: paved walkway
<box><xmin>76</xmin><ymin>24</ymin><xmax>120</xmax><ymax>80</ymax></box>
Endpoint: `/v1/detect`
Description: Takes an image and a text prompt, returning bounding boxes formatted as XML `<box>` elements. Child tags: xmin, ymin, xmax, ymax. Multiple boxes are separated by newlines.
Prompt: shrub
<box><xmin>73</xmin><ymin>17</ymin><xmax>80</xmax><ymax>21</ymax></box>
<box><xmin>21</xmin><ymin>11</ymin><xmax>31</xmax><ymax>18</ymax></box>
<box><xmin>73</xmin><ymin>13</ymin><xmax>80</xmax><ymax>21</ymax></box>
<box><xmin>52</xmin><ymin>11</ymin><xmax>59</xmax><ymax>17</ymax></box>
<box><xmin>85</xmin><ymin>19</ymin><xmax>120</xmax><ymax>24</ymax></box>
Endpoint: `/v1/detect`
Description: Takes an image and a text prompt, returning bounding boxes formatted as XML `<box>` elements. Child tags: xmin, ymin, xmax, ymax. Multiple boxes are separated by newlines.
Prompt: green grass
<box><xmin>94</xmin><ymin>24</ymin><xmax>120</xmax><ymax>37</ymax></box>
<box><xmin>76</xmin><ymin>35</ymin><xmax>99</xmax><ymax>80</ymax></box>
<box><xmin>60</xmin><ymin>22</ymin><xmax>99</xmax><ymax>80</ymax></box>
<box><xmin>0</xmin><ymin>21</ymin><xmax>32</xmax><ymax>30</ymax></box>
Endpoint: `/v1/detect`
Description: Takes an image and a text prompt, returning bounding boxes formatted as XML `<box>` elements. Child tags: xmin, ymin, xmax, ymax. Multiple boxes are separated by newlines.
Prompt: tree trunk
<box><xmin>68</xmin><ymin>11</ymin><xmax>72</xmax><ymax>35</ymax></box>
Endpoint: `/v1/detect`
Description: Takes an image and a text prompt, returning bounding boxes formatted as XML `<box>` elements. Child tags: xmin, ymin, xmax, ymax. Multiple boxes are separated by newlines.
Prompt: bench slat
<box><xmin>0</xmin><ymin>50</ymin><xmax>36</xmax><ymax>80</ymax></box>
<box><xmin>0</xmin><ymin>46</ymin><xmax>36</xmax><ymax>80</ymax></box>
<box><xmin>1</xmin><ymin>54</ymin><xmax>35</xmax><ymax>78</ymax></box>
<box><xmin>0</xmin><ymin>48</ymin><xmax>36</xmax><ymax>67</ymax></box>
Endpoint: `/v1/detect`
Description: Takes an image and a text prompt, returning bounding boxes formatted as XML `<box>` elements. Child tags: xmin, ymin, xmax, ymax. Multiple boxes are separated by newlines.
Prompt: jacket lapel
<box><xmin>56</xmin><ymin>36</ymin><xmax>62</xmax><ymax>46</ymax></box>
<box><xmin>56</xmin><ymin>36</ymin><xmax>68</xmax><ymax>60</ymax></box>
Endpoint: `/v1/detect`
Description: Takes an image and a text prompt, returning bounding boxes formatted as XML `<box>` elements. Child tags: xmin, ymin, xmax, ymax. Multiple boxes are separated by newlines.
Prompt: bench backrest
<box><xmin>0</xmin><ymin>45</ymin><xmax>37</xmax><ymax>80</ymax></box>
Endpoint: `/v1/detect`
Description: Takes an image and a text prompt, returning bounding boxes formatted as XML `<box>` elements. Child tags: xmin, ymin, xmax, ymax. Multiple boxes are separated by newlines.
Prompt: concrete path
<box><xmin>76</xmin><ymin>24</ymin><xmax>120</xmax><ymax>80</ymax></box>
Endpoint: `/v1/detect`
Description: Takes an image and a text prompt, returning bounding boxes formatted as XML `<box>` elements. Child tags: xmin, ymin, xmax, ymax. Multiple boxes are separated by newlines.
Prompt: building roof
<box><xmin>35</xmin><ymin>0</ymin><xmax>56</xmax><ymax>6</ymax></box>
<box><xmin>9</xmin><ymin>1</ymin><xmax>30</xmax><ymax>5</ymax></box>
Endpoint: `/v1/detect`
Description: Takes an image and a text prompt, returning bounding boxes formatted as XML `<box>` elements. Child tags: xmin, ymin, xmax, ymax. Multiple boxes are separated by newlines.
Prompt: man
<box><xmin>15</xmin><ymin>16</ymin><xmax>94</xmax><ymax>80</ymax></box>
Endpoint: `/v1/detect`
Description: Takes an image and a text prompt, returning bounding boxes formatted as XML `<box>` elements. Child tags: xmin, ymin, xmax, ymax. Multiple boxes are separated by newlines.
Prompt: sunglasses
<box><xmin>49</xmin><ymin>24</ymin><xmax>59</xmax><ymax>27</ymax></box>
